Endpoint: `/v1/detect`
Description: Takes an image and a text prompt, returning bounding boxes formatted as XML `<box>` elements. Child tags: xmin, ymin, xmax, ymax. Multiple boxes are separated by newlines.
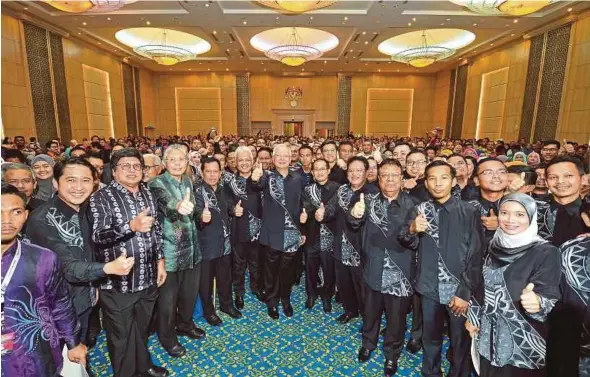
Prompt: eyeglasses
<box><xmin>478</xmin><ymin>169</ymin><xmax>507</xmax><ymax>177</ymax></box>
<box><xmin>542</xmin><ymin>147</ymin><xmax>558</xmax><ymax>152</ymax></box>
<box><xmin>380</xmin><ymin>173</ymin><xmax>401</xmax><ymax>180</ymax></box>
<box><xmin>322</xmin><ymin>148</ymin><xmax>337</xmax><ymax>153</ymax></box>
<box><xmin>118</xmin><ymin>163</ymin><xmax>142</xmax><ymax>172</ymax></box>
<box><xmin>6</xmin><ymin>178</ymin><xmax>33</xmax><ymax>186</ymax></box>
<box><xmin>406</xmin><ymin>160</ymin><xmax>427</xmax><ymax>167</ymax></box>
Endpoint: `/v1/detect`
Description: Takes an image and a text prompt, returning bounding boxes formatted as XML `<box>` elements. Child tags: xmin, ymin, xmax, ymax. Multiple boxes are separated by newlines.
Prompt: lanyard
<box><xmin>1</xmin><ymin>241</ymin><xmax>22</xmax><ymax>305</ymax></box>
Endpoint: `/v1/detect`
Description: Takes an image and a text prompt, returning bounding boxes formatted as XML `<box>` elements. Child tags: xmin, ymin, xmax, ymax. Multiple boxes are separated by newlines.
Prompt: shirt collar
<box><xmin>434</xmin><ymin>195</ymin><xmax>458</xmax><ymax>212</ymax></box>
<box><xmin>110</xmin><ymin>180</ymin><xmax>147</xmax><ymax>196</ymax></box>
<box><xmin>550</xmin><ymin>197</ymin><xmax>582</xmax><ymax>215</ymax></box>
<box><xmin>2</xmin><ymin>241</ymin><xmax>19</xmax><ymax>258</ymax></box>
<box><xmin>52</xmin><ymin>195</ymin><xmax>78</xmax><ymax>216</ymax></box>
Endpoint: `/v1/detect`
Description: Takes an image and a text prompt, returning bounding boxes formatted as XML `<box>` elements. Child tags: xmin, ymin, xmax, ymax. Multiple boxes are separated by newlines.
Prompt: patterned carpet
<box><xmin>89</xmin><ymin>279</ymin><xmax>449</xmax><ymax>377</ymax></box>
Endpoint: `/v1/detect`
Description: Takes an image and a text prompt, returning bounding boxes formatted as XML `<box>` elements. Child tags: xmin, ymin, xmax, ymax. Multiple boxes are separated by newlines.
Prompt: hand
<box><xmin>520</xmin><ymin>283</ymin><xmax>541</xmax><ymax>313</ymax></box>
<box><xmin>300</xmin><ymin>208</ymin><xmax>308</xmax><ymax>224</ymax></box>
<box><xmin>67</xmin><ymin>343</ymin><xmax>88</xmax><ymax>366</ymax></box>
<box><xmin>403</xmin><ymin>178</ymin><xmax>417</xmax><ymax>190</ymax></box>
<box><xmin>563</xmin><ymin>139</ymin><xmax>575</xmax><ymax>154</ymax></box>
<box><xmin>507</xmin><ymin>172</ymin><xmax>526</xmax><ymax>193</ymax></box>
<box><xmin>103</xmin><ymin>250</ymin><xmax>135</xmax><ymax>276</ymax></box>
<box><xmin>300</xmin><ymin>235</ymin><xmax>306</xmax><ymax>245</ymax></box>
<box><xmin>157</xmin><ymin>259</ymin><xmax>167</xmax><ymax>287</ymax></box>
<box><xmin>202</xmin><ymin>202</ymin><xmax>212</xmax><ymax>223</ymax></box>
<box><xmin>252</xmin><ymin>162</ymin><xmax>263</xmax><ymax>181</ymax></box>
<box><xmin>234</xmin><ymin>200</ymin><xmax>244</xmax><ymax>217</ymax></box>
<box><xmin>176</xmin><ymin>187</ymin><xmax>194</xmax><ymax>216</ymax></box>
<box><xmin>351</xmin><ymin>193</ymin><xmax>365</xmax><ymax>219</ymax></box>
<box><xmin>315</xmin><ymin>202</ymin><xmax>325</xmax><ymax>222</ymax></box>
<box><xmin>448</xmin><ymin>296</ymin><xmax>469</xmax><ymax>316</ymax></box>
<box><xmin>336</xmin><ymin>158</ymin><xmax>347</xmax><ymax>169</ymax></box>
<box><xmin>130</xmin><ymin>208</ymin><xmax>155</xmax><ymax>233</ymax></box>
<box><xmin>410</xmin><ymin>212</ymin><xmax>428</xmax><ymax>233</ymax></box>
<box><xmin>481</xmin><ymin>209</ymin><xmax>498</xmax><ymax>231</ymax></box>
<box><xmin>465</xmin><ymin>321</ymin><xmax>479</xmax><ymax>339</ymax></box>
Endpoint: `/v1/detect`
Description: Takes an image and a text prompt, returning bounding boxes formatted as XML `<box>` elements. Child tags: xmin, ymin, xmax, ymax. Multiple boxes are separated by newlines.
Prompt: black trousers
<box><xmin>86</xmin><ymin>303</ymin><xmax>102</xmax><ymax>342</ymax></box>
<box><xmin>335</xmin><ymin>260</ymin><xmax>364</xmax><ymax>316</ymax></box>
<box><xmin>264</xmin><ymin>247</ymin><xmax>295</xmax><ymax>308</ymax></box>
<box><xmin>305</xmin><ymin>251</ymin><xmax>335</xmax><ymax>300</ymax></box>
<box><xmin>480</xmin><ymin>357</ymin><xmax>546</xmax><ymax>377</ymax></box>
<box><xmin>362</xmin><ymin>287</ymin><xmax>412</xmax><ymax>361</ymax></box>
<box><xmin>199</xmin><ymin>255</ymin><xmax>233</xmax><ymax>317</ymax></box>
<box><xmin>546</xmin><ymin>306</ymin><xmax>581</xmax><ymax>377</ymax></box>
<box><xmin>99</xmin><ymin>286</ymin><xmax>158</xmax><ymax>377</ymax></box>
<box><xmin>258</xmin><ymin>245</ymin><xmax>267</xmax><ymax>292</ymax></box>
<box><xmin>232</xmin><ymin>241</ymin><xmax>261</xmax><ymax>295</ymax></box>
<box><xmin>421</xmin><ymin>295</ymin><xmax>471</xmax><ymax>377</ymax></box>
<box><xmin>156</xmin><ymin>265</ymin><xmax>201</xmax><ymax>349</ymax></box>
<box><xmin>294</xmin><ymin>246</ymin><xmax>305</xmax><ymax>281</ymax></box>
<box><xmin>77</xmin><ymin>306</ymin><xmax>91</xmax><ymax>345</ymax></box>
<box><xmin>410</xmin><ymin>292</ymin><xmax>423</xmax><ymax>343</ymax></box>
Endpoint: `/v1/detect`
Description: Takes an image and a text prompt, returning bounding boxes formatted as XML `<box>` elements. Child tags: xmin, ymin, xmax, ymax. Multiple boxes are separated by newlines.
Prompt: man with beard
<box><xmin>321</xmin><ymin>156</ymin><xmax>378</xmax><ymax>324</ymax></box>
<box><xmin>348</xmin><ymin>159</ymin><xmax>417</xmax><ymax>377</ymax></box>
<box><xmin>226</xmin><ymin>146</ymin><xmax>264</xmax><ymax>308</ymax></box>
<box><xmin>400</xmin><ymin>160</ymin><xmax>484</xmax><ymax>377</ymax></box>
<box><xmin>301</xmin><ymin>158</ymin><xmax>340</xmax><ymax>313</ymax></box>
<box><xmin>252</xmin><ymin>144</ymin><xmax>306</xmax><ymax>320</ymax></box>
<box><xmin>468</xmin><ymin>157</ymin><xmax>508</xmax><ymax>245</ymax></box>
<box><xmin>195</xmin><ymin>157</ymin><xmax>243</xmax><ymax>326</ymax></box>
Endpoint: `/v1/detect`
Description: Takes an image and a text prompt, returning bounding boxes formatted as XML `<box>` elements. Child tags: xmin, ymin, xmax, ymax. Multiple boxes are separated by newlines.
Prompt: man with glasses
<box><xmin>148</xmin><ymin>145</ymin><xmax>203</xmax><ymax>357</ymax></box>
<box><xmin>1</xmin><ymin>163</ymin><xmax>44</xmax><ymax>212</ymax></box>
<box><xmin>143</xmin><ymin>154</ymin><xmax>162</xmax><ymax>182</ymax></box>
<box><xmin>88</xmin><ymin>148</ymin><xmax>168</xmax><ymax>377</ymax></box>
<box><xmin>541</xmin><ymin>140</ymin><xmax>561</xmax><ymax>165</ymax></box>
<box><xmin>468</xmin><ymin>157</ymin><xmax>509</xmax><ymax>244</ymax></box>
<box><xmin>301</xmin><ymin>158</ymin><xmax>340</xmax><ymax>313</ymax></box>
<box><xmin>321</xmin><ymin>140</ymin><xmax>347</xmax><ymax>184</ymax></box>
<box><xmin>348</xmin><ymin>159</ymin><xmax>417</xmax><ymax>377</ymax></box>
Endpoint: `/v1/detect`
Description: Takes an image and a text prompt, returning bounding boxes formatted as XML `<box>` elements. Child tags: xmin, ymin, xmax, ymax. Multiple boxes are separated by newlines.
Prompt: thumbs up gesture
<box><xmin>176</xmin><ymin>187</ymin><xmax>195</xmax><ymax>216</ymax></box>
<box><xmin>252</xmin><ymin>161</ymin><xmax>263</xmax><ymax>182</ymax></box>
<box><xmin>410</xmin><ymin>212</ymin><xmax>428</xmax><ymax>233</ymax></box>
<box><xmin>300</xmin><ymin>208</ymin><xmax>308</xmax><ymax>224</ymax></box>
<box><xmin>508</xmin><ymin>172</ymin><xmax>526</xmax><ymax>193</ymax></box>
<box><xmin>104</xmin><ymin>250</ymin><xmax>135</xmax><ymax>276</ymax></box>
<box><xmin>130</xmin><ymin>207</ymin><xmax>155</xmax><ymax>233</ymax></box>
<box><xmin>351</xmin><ymin>193</ymin><xmax>366</xmax><ymax>219</ymax></box>
<box><xmin>481</xmin><ymin>208</ymin><xmax>499</xmax><ymax>231</ymax></box>
<box><xmin>563</xmin><ymin>139</ymin><xmax>575</xmax><ymax>154</ymax></box>
<box><xmin>202</xmin><ymin>202</ymin><xmax>212</xmax><ymax>223</ymax></box>
<box><xmin>315</xmin><ymin>202</ymin><xmax>326</xmax><ymax>222</ymax></box>
<box><xmin>234</xmin><ymin>200</ymin><xmax>244</xmax><ymax>217</ymax></box>
<box><xmin>520</xmin><ymin>283</ymin><xmax>541</xmax><ymax>313</ymax></box>
<box><xmin>403</xmin><ymin>178</ymin><xmax>418</xmax><ymax>190</ymax></box>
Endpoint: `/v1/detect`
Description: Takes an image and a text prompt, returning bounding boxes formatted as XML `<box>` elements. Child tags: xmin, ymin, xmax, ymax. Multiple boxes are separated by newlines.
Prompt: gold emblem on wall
<box><xmin>285</xmin><ymin>86</ymin><xmax>303</xmax><ymax>108</ymax></box>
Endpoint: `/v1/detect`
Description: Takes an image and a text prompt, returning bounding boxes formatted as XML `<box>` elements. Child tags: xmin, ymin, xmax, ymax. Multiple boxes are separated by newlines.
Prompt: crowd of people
<box><xmin>1</xmin><ymin>128</ymin><xmax>589</xmax><ymax>377</ymax></box>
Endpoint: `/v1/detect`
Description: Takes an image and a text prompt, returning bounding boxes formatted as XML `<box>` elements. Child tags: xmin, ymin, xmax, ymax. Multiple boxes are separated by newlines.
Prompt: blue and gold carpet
<box><xmin>89</xmin><ymin>281</ymin><xmax>449</xmax><ymax>376</ymax></box>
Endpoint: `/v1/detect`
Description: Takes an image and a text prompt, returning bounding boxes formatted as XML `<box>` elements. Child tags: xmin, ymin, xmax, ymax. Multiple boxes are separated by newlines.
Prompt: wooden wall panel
<box><xmin>476</xmin><ymin>68</ymin><xmax>509</xmax><ymax>140</ymax></box>
<box><xmin>366</xmin><ymin>89</ymin><xmax>413</xmax><ymax>136</ymax></box>
<box><xmin>83</xmin><ymin>65</ymin><xmax>114</xmax><ymax>138</ymax></box>
<box><xmin>175</xmin><ymin>88</ymin><xmax>221</xmax><ymax>135</ymax></box>
<box><xmin>433</xmin><ymin>70</ymin><xmax>451</xmax><ymax>133</ymax></box>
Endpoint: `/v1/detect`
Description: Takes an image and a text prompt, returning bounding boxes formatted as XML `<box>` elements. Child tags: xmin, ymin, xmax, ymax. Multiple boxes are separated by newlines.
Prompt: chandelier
<box><xmin>134</xmin><ymin>30</ymin><xmax>194</xmax><ymax>66</ymax></box>
<box><xmin>391</xmin><ymin>31</ymin><xmax>455</xmax><ymax>68</ymax></box>
<box><xmin>449</xmin><ymin>0</ymin><xmax>554</xmax><ymax>16</ymax></box>
<box><xmin>255</xmin><ymin>0</ymin><xmax>337</xmax><ymax>13</ymax></box>
<box><xmin>43</xmin><ymin>0</ymin><xmax>137</xmax><ymax>13</ymax></box>
<box><xmin>265</xmin><ymin>28</ymin><xmax>322</xmax><ymax>67</ymax></box>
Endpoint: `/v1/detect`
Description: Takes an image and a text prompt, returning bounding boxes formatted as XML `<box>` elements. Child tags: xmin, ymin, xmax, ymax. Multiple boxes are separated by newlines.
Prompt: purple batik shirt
<box><xmin>1</xmin><ymin>241</ymin><xmax>81</xmax><ymax>377</ymax></box>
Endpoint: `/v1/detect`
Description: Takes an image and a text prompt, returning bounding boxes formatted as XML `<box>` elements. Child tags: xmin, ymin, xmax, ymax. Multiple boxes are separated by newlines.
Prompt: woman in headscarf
<box><xmin>466</xmin><ymin>193</ymin><xmax>561</xmax><ymax>377</ymax></box>
<box><xmin>512</xmin><ymin>151</ymin><xmax>528</xmax><ymax>164</ymax></box>
<box><xmin>31</xmin><ymin>154</ymin><xmax>56</xmax><ymax>201</ymax></box>
<box><xmin>527</xmin><ymin>152</ymin><xmax>541</xmax><ymax>168</ymax></box>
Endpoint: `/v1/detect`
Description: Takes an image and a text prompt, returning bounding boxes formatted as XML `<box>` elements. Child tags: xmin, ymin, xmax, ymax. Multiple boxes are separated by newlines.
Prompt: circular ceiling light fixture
<box><xmin>42</xmin><ymin>0</ymin><xmax>137</xmax><ymax>13</ymax></box>
<box><xmin>116</xmin><ymin>28</ymin><xmax>211</xmax><ymax>66</ymax></box>
<box><xmin>254</xmin><ymin>1</ymin><xmax>337</xmax><ymax>14</ymax></box>
<box><xmin>250</xmin><ymin>27</ymin><xmax>338</xmax><ymax>67</ymax></box>
<box><xmin>379</xmin><ymin>29</ymin><xmax>475</xmax><ymax>68</ymax></box>
<box><xmin>449</xmin><ymin>0</ymin><xmax>555</xmax><ymax>16</ymax></box>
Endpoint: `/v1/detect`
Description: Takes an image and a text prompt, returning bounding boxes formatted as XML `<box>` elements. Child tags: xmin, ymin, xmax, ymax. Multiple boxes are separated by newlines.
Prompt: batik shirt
<box><xmin>301</xmin><ymin>180</ymin><xmax>340</xmax><ymax>256</ymax></box>
<box><xmin>88</xmin><ymin>181</ymin><xmax>163</xmax><ymax>293</ymax></box>
<box><xmin>26</xmin><ymin>196</ymin><xmax>105</xmax><ymax>316</ymax></box>
<box><xmin>468</xmin><ymin>194</ymin><xmax>501</xmax><ymax>245</ymax></box>
<box><xmin>253</xmin><ymin>169</ymin><xmax>305</xmax><ymax>253</ymax></box>
<box><xmin>1</xmin><ymin>241</ymin><xmax>80</xmax><ymax>377</ymax></box>
<box><xmin>148</xmin><ymin>172</ymin><xmax>201</xmax><ymax>272</ymax></box>
<box><xmin>348</xmin><ymin>191</ymin><xmax>417</xmax><ymax>296</ymax></box>
<box><xmin>399</xmin><ymin>196</ymin><xmax>484</xmax><ymax>304</ymax></box>
<box><xmin>467</xmin><ymin>243</ymin><xmax>561</xmax><ymax>369</ymax></box>
<box><xmin>225</xmin><ymin>174</ymin><xmax>262</xmax><ymax>244</ymax></box>
<box><xmin>195</xmin><ymin>183</ymin><xmax>233</xmax><ymax>261</ymax></box>
<box><xmin>536</xmin><ymin>197</ymin><xmax>584</xmax><ymax>246</ymax></box>
<box><xmin>559</xmin><ymin>234</ymin><xmax>590</xmax><ymax>376</ymax></box>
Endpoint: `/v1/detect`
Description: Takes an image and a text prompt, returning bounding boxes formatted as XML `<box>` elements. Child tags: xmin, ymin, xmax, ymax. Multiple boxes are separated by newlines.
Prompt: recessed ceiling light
<box><xmin>344</xmin><ymin>17</ymin><xmax>348</xmax><ymax>21</ymax></box>
<box><xmin>208</xmin><ymin>68</ymin><xmax>211</xmax><ymax>71</ymax></box>
<box><xmin>511</xmin><ymin>33</ymin><xmax>515</xmax><ymax>37</ymax></box>
<box><xmin>362</xmin><ymin>31</ymin><xmax>366</xmax><ymax>35</ymax></box>
<box><xmin>513</xmin><ymin>19</ymin><xmax>518</xmax><ymax>23</ymax></box>
<box><xmin>276</xmin><ymin>16</ymin><xmax>279</xmax><ymax>20</ymax></box>
<box><xmin>408</xmin><ymin>23</ymin><xmax>412</xmax><ymax>26</ymax></box>
<box><xmin>188</xmin><ymin>68</ymin><xmax>192</xmax><ymax>71</ymax></box>
<box><xmin>264</xmin><ymin>68</ymin><xmax>267</xmax><ymax>71</ymax></box>
<box><xmin>349</xmin><ymin>49</ymin><xmax>353</xmax><ymax>52</ymax></box>
<box><xmin>226</xmin><ymin>68</ymin><xmax>229</xmax><ymax>71</ymax></box>
<box><xmin>301</xmin><ymin>68</ymin><xmax>304</xmax><ymax>71</ymax></box>
<box><xmin>243</xmin><ymin>21</ymin><xmax>248</xmax><ymax>25</ymax></box>
<box><xmin>365</xmin><ymin>63</ymin><xmax>368</xmax><ymax>66</ymax></box>
<box><xmin>82</xmin><ymin>22</ymin><xmax>87</xmax><ymax>26</ymax></box>
<box><xmin>23</xmin><ymin>7</ymin><xmax>28</xmax><ymax>10</ymax></box>
<box><xmin>364</xmin><ymin>41</ymin><xmax>369</xmax><ymax>45</ymax></box>
<box><xmin>568</xmin><ymin>7</ymin><xmax>573</xmax><ymax>12</ymax></box>
<box><xmin>310</xmin><ymin>16</ymin><xmax>313</xmax><ymax>20</ymax></box>
<box><xmin>107</xmin><ymin>17</ymin><xmax>111</xmax><ymax>21</ymax></box>
<box><xmin>358</xmin><ymin>69</ymin><xmax>361</xmax><ymax>72</ymax></box>
<box><xmin>440</xmin><ymin>23</ymin><xmax>444</xmax><ymax>26</ymax></box>
<box><xmin>205</xmin><ymin>3</ymin><xmax>209</xmax><ymax>6</ymax></box>
<box><xmin>213</xmin><ymin>30</ymin><xmax>217</xmax><ymax>34</ymax></box>
<box><xmin>412</xmin><ymin>17</ymin><xmax>416</xmax><ymax>22</ymax></box>
<box><xmin>490</xmin><ymin>43</ymin><xmax>494</xmax><ymax>46</ymax></box>
<box><xmin>321</xmin><ymin>69</ymin><xmax>324</xmax><ymax>72</ymax></box>
<box><xmin>378</xmin><ymin>69</ymin><xmax>381</xmax><ymax>72</ymax></box>
<box><xmin>397</xmin><ymin>69</ymin><xmax>400</xmax><ymax>72</ymax></box>
<box><xmin>324</xmin><ymin>60</ymin><xmax>327</xmax><ymax>64</ymax></box>
<box><xmin>473</xmin><ymin>23</ymin><xmax>477</xmax><ymax>26</ymax></box>
<box><xmin>146</xmin><ymin>21</ymin><xmax>151</xmax><ymax>26</ymax></box>
<box><xmin>98</xmin><ymin>42</ymin><xmax>101</xmax><ymax>45</ymax></box>
<box><xmin>446</xmin><ymin>18</ymin><xmax>451</xmax><ymax>21</ymax></box>
<box><xmin>77</xmin><ymin>32</ymin><xmax>81</xmax><ymax>35</ymax></box>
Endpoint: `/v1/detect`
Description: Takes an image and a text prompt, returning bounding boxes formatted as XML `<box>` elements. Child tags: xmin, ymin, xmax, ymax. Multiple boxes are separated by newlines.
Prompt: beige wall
<box><xmin>558</xmin><ymin>13</ymin><xmax>590</xmax><ymax>143</ymax></box>
<box><xmin>463</xmin><ymin>40</ymin><xmax>530</xmax><ymax>141</ymax></box>
<box><xmin>1</xmin><ymin>14</ymin><xmax>35</xmax><ymax>138</ymax></box>
<box><xmin>139</xmin><ymin>69</ymin><xmax>156</xmax><ymax>131</ymax></box>
<box><xmin>63</xmin><ymin>38</ymin><xmax>126</xmax><ymax>140</ymax></box>
<box><xmin>433</xmin><ymin>70</ymin><xmax>451</xmax><ymax>134</ymax></box>
<box><xmin>351</xmin><ymin>74</ymin><xmax>438</xmax><ymax>137</ymax></box>
<box><xmin>82</xmin><ymin>65</ymin><xmax>114</xmax><ymax>138</ymax></box>
<box><xmin>366</xmin><ymin>88</ymin><xmax>413</xmax><ymax>136</ymax></box>
<box><xmin>154</xmin><ymin>73</ymin><xmax>236</xmax><ymax>136</ymax></box>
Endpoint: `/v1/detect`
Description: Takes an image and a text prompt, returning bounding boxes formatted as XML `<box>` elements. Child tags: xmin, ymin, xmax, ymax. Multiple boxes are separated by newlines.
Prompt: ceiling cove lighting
<box><xmin>251</xmin><ymin>27</ymin><xmax>338</xmax><ymax>67</ymax></box>
<box><xmin>255</xmin><ymin>0</ymin><xmax>337</xmax><ymax>14</ymax></box>
<box><xmin>449</xmin><ymin>0</ymin><xmax>554</xmax><ymax>16</ymax></box>
<box><xmin>42</xmin><ymin>0</ymin><xmax>137</xmax><ymax>13</ymax></box>
<box><xmin>116</xmin><ymin>28</ymin><xmax>211</xmax><ymax>66</ymax></box>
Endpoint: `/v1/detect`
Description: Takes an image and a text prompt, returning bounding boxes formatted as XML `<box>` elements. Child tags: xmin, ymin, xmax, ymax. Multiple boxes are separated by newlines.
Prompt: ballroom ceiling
<box><xmin>2</xmin><ymin>1</ymin><xmax>588</xmax><ymax>75</ymax></box>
